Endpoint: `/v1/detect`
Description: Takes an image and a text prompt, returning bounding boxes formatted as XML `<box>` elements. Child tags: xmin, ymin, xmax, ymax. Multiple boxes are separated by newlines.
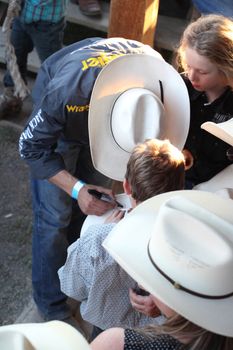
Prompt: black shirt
<box><xmin>184</xmin><ymin>78</ymin><xmax>233</xmax><ymax>185</ymax></box>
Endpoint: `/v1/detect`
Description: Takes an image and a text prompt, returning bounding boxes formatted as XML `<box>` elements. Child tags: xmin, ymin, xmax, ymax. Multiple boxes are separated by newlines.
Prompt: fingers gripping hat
<box><xmin>0</xmin><ymin>321</ymin><xmax>91</xmax><ymax>350</ymax></box>
<box><xmin>103</xmin><ymin>190</ymin><xmax>233</xmax><ymax>337</ymax></box>
<box><xmin>88</xmin><ymin>54</ymin><xmax>190</xmax><ymax>181</ymax></box>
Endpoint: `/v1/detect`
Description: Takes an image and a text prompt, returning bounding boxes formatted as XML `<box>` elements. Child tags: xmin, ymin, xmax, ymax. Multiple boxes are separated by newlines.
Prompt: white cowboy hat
<box><xmin>201</xmin><ymin>118</ymin><xmax>233</xmax><ymax>147</ymax></box>
<box><xmin>103</xmin><ymin>190</ymin><xmax>233</xmax><ymax>337</ymax></box>
<box><xmin>0</xmin><ymin>321</ymin><xmax>90</xmax><ymax>350</ymax></box>
<box><xmin>89</xmin><ymin>54</ymin><xmax>190</xmax><ymax>181</ymax></box>
<box><xmin>194</xmin><ymin>164</ymin><xmax>233</xmax><ymax>192</ymax></box>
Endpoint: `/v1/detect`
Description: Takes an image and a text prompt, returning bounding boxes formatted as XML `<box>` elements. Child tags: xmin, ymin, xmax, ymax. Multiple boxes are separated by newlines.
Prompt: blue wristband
<box><xmin>71</xmin><ymin>180</ymin><xmax>85</xmax><ymax>200</ymax></box>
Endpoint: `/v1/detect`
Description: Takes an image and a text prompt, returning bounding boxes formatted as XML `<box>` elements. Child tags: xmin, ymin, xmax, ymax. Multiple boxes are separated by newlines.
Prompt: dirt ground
<box><xmin>0</xmin><ymin>121</ymin><xmax>32</xmax><ymax>325</ymax></box>
<box><xmin>0</xmin><ymin>119</ymin><xmax>92</xmax><ymax>338</ymax></box>
<box><xmin>0</xmin><ymin>20</ymin><xmax>106</xmax><ymax>325</ymax></box>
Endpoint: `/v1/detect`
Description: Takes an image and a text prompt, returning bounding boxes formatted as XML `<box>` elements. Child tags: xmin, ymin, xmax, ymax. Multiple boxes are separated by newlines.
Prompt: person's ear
<box><xmin>123</xmin><ymin>178</ymin><xmax>132</xmax><ymax>195</ymax></box>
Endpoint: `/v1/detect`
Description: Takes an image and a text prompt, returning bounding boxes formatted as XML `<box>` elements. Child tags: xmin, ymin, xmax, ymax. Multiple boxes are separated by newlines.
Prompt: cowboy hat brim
<box><xmin>194</xmin><ymin>164</ymin><xmax>233</xmax><ymax>192</ymax></box>
<box><xmin>201</xmin><ymin>119</ymin><xmax>233</xmax><ymax>147</ymax></box>
<box><xmin>89</xmin><ymin>54</ymin><xmax>190</xmax><ymax>181</ymax></box>
<box><xmin>0</xmin><ymin>321</ymin><xmax>90</xmax><ymax>350</ymax></box>
<box><xmin>103</xmin><ymin>190</ymin><xmax>233</xmax><ymax>337</ymax></box>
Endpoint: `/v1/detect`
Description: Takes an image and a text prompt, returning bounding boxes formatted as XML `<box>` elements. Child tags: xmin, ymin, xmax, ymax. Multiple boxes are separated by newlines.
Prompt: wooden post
<box><xmin>108</xmin><ymin>0</ymin><xmax>160</xmax><ymax>47</ymax></box>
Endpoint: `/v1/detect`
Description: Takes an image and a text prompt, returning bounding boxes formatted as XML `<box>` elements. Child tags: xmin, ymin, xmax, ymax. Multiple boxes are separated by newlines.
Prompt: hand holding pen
<box><xmin>76</xmin><ymin>184</ymin><xmax>117</xmax><ymax>216</ymax></box>
<box><xmin>88</xmin><ymin>189</ymin><xmax>123</xmax><ymax>208</ymax></box>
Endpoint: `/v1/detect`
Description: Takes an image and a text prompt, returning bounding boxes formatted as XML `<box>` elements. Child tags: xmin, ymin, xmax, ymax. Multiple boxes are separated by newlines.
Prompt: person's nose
<box><xmin>188</xmin><ymin>69</ymin><xmax>198</xmax><ymax>83</ymax></box>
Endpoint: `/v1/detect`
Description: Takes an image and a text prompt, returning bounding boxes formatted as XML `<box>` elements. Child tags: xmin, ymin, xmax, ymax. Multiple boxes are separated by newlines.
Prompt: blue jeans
<box><xmin>31</xmin><ymin>140</ymin><xmax>112</xmax><ymax>320</ymax></box>
<box><xmin>192</xmin><ymin>0</ymin><xmax>233</xmax><ymax>16</ymax></box>
<box><xmin>4</xmin><ymin>16</ymin><xmax>65</xmax><ymax>87</ymax></box>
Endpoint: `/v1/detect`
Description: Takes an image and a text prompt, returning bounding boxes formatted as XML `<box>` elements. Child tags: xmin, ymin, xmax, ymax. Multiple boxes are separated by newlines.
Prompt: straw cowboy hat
<box><xmin>0</xmin><ymin>321</ymin><xmax>90</xmax><ymax>350</ymax></box>
<box><xmin>89</xmin><ymin>54</ymin><xmax>190</xmax><ymax>181</ymax></box>
<box><xmin>103</xmin><ymin>190</ymin><xmax>233</xmax><ymax>337</ymax></box>
<box><xmin>201</xmin><ymin>118</ymin><xmax>233</xmax><ymax>147</ymax></box>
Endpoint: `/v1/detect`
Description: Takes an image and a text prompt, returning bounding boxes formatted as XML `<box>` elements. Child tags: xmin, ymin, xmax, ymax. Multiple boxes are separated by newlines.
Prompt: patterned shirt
<box><xmin>124</xmin><ymin>330</ymin><xmax>182</xmax><ymax>350</ymax></box>
<box><xmin>21</xmin><ymin>0</ymin><xmax>67</xmax><ymax>23</ymax></box>
<box><xmin>58</xmin><ymin>223</ymin><xmax>165</xmax><ymax>330</ymax></box>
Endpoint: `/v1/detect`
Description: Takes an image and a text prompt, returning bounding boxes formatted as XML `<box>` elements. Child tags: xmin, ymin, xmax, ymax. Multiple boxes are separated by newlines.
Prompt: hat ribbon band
<box><xmin>147</xmin><ymin>242</ymin><xmax>233</xmax><ymax>300</ymax></box>
<box><xmin>159</xmin><ymin>80</ymin><xmax>164</xmax><ymax>104</ymax></box>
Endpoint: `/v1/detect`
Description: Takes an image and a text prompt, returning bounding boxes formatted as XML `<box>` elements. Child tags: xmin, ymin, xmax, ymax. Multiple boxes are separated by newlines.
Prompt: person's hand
<box><xmin>78</xmin><ymin>184</ymin><xmax>116</xmax><ymax>215</ymax></box>
<box><xmin>104</xmin><ymin>209</ymin><xmax>125</xmax><ymax>224</ymax></box>
<box><xmin>129</xmin><ymin>288</ymin><xmax>161</xmax><ymax>317</ymax></box>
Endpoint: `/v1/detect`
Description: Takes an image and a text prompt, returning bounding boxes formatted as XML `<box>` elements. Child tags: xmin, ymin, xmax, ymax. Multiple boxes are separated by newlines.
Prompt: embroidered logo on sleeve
<box><xmin>19</xmin><ymin>109</ymin><xmax>44</xmax><ymax>155</ymax></box>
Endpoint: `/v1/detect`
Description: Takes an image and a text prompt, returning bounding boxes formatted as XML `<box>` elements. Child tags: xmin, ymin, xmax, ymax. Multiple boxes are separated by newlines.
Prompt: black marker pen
<box><xmin>88</xmin><ymin>189</ymin><xmax>123</xmax><ymax>208</ymax></box>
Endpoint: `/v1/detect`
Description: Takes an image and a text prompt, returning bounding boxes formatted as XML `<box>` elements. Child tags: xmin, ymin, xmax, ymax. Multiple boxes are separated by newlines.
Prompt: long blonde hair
<box><xmin>137</xmin><ymin>314</ymin><xmax>233</xmax><ymax>350</ymax></box>
<box><xmin>177</xmin><ymin>14</ymin><xmax>233</xmax><ymax>88</ymax></box>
